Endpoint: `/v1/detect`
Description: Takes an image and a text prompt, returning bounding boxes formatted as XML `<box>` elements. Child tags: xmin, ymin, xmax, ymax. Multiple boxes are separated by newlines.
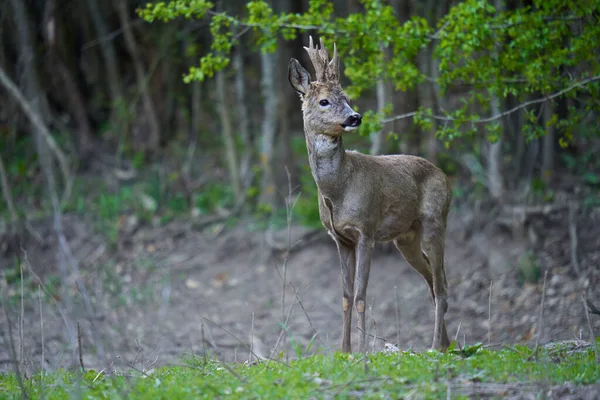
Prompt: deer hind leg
<box><xmin>394</xmin><ymin>225</ymin><xmax>434</xmax><ymax>300</ymax></box>
<box><xmin>421</xmin><ymin>217</ymin><xmax>450</xmax><ymax>351</ymax></box>
<box><xmin>394</xmin><ymin>221</ymin><xmax>449</xmax><ymax>350</ymax></box>
<box><xmin>335</xmin><ymin>241</ymin><xmax>356</xmax><ymax>353</ymax></box>
<box><xmin>355</xmin><ymin>235</ymin><xmax>374</xmax><ymax>353</ymax></box>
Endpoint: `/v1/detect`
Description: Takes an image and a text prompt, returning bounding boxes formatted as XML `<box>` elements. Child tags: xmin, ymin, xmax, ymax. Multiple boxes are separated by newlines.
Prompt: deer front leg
<box><xmin>336</xmin><ymin>241</ymin><xmax>356</xmax><ymax>353</ymax></box>
<box><xmin>355</xmin><ymin>235</ymin><xmax>374</xmax><ymax>353</ymax></box>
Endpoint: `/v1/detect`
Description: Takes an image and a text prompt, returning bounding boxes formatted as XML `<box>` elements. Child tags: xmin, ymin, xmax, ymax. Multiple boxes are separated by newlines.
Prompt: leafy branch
<box><xmin>140</xmin><ymin>0</ymin><xmax>600</xmax><ymax>146</ymax></box>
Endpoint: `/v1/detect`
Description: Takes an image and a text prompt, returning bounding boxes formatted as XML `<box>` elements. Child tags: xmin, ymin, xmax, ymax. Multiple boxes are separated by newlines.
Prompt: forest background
<box><xmin>0</xmin><ymin>0</ymin><xmax>599</xmax><ymax>374</ymax></box>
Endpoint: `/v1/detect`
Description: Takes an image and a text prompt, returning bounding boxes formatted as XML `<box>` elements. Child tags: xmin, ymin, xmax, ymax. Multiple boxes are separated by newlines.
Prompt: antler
<box><xmin>303</xmin><ymin>36</ymin><xmax>339</xmax><ymax>82</ymax></box>
<box><xmin>327</xmin><ymin>42</ymin><xmax>339</xmax><ymax>82</ymax></box>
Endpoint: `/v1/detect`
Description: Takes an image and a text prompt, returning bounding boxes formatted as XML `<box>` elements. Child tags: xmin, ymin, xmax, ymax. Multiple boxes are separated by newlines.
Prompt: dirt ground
<box><xmin>1</xmin><ymin>203</ymin><xmax>599</xmax><ymax>376</ymax></box>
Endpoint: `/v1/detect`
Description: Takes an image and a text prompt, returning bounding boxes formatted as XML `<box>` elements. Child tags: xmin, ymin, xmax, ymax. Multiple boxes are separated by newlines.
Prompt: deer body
<box><xmin>290</xmin><ymin>37</ymin><xmax>451</xmax><ymax>353</ymax></box>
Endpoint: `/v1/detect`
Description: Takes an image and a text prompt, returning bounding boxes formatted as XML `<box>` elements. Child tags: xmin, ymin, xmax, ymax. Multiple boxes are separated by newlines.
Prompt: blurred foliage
<box><xmin>2</xmin><ymin>0</ymin><xmax>600</xmax><ymax>235</ymax></box>
<box><xmin>141</xmin><ymin>0</ymin><xmax>600</xmax><ymax>148</ymax></box>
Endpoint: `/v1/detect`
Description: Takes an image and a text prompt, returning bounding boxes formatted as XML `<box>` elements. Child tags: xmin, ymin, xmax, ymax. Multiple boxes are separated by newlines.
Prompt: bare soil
<box><xmin>1</xmin><ymin>204</ymin><xmax>599</xmax><ymax>376</ymax></box>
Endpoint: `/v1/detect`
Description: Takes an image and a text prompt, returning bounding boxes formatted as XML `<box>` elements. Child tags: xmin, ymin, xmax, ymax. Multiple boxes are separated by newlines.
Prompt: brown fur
<box><xmin>289</xmin><ymin>37</ymin><xmax>452</xmax><ymax>353</ymax></box>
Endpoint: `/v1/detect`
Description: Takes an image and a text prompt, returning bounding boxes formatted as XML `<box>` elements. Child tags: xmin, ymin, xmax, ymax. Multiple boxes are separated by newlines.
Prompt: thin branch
<box><xmin>582</xmin><ymin>295</ymin><xmax>599</xmax><ymax>364</ymax></box>
<box><xmin>0</xmin><ymin>66</ymin><xmax>72</xmax><ymax>202</ymax></box>
<box><xmin>394</xmin><ymin>286</ymin><xmax>401</xmax><ymax>352</ymax></box>
<box><xmin>81</xmin><ymin>18</ymin><xmax>145</xmax><ymax>50</ymax></box>
<box><xmin>357</xmin><ymin>326</ymin><xmax>389</xmax><ymax>344</ymax></box>
<box><xmin>77</xmin><ymin>322</ymin><xmax>85</xmax><ymax>372</ymax></box>
<box><xmin>38</xmin><ymin>286</ymin><xmax>44</xmax><ymax>373</ymax></box>
<box><xmin>568</xmin><ymin>202</ymin><xmax>581</xmax><ymax>276</ymax></box>
<box><xmin>289</xmin><ymin>282</ymin><xmax>326</xmax><ymax>349</ymax></box>
<box><xmin>473</xmin><ymin>75</ymin><xmax>600</xmax><ymax>123</ymax></box>
<box><xmin>206</xmin><ymin>9</ymin><xmax>434</xmax><ymax>42</ymax></box>
<box><xmin>381</xmin><ymin>111</ymin><xmax>418</xmax><ymax>124</ymax></box>
<box><xmin>268</xmin><ymin>291</ymin><xmax>297</xmax><ymax>366</ymax></box>
<box><xmin>0</xmin><ymin>152</ymin><xmax>18</xmax><ymax>225</ymax></box>
<box><xmin>488</xmin><ymin>281</ymin><xmax>493</xmax><ymax>345</ymax></box>
<box><xmin>454</xmin><ymin>321</ymin><xmax>462</xmax><ymax>344</ymax></box>
<box><xmin>281</xmin><ymin>166</ymin><xmax>294</xmax><ymax>339</ymax></box>
<box><xmin>19</xmin><ymin>261</ymin><xmax>25</xmax><ymax>378</ymax></box>
<box><xmin>587</xmin><ymin>299</ymin><xmax>600</xmax><ymax>316</ymax></box>
<box><xmin>202</xmin><ymin>317</ymin><xmax>265</xmax><ymax>363</ymax></box>
<box><xmin>38</xmin><ymin>286</ymin><xmax>45</xmax><ymax>400</ymax></box>
<box><xmin>533</xmin><ymin>271</ymin><xmax>548</xmax><ymax>359</ymax></box>
<box><xmin>249</xmin><ymin>312</ymin><xmax>255</xmax><ymax>363</ymax></box>
<box><xmin>382</xmin><ymin>75</ymin><xmax>600</xmax><ymax>125</ymax></box>
<box><xmin>488</xmin><ymin>14</ymin><xmax>588</xmax><ymax>32</ymax></box>
<box><xmin>2</xmin><ymin>289</ymin><xmax>29</xmax><ymax>400</ymax></box>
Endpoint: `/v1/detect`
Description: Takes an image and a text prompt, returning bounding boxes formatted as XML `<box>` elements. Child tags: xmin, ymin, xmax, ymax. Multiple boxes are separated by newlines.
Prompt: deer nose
<box><xmin>345</xmin><ymin>113</ymin><xmax>362</xmax><ymax>127</ymax></box>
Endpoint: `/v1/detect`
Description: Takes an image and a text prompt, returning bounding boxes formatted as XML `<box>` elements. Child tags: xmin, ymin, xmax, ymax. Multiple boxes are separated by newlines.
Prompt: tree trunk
<box><xmin>43</xmin><ymin>0</ymin><xmax>95</xmax><ymax>160</ymax></box>
<box><xmin>513</xmin><ymin>106</ymin><xmax>526</xmax><ymax>188</ymax></box>
<box><xmin>233</xmin><ymin>45</ymin><xmax>253</xmax><ymax>187</ymax></box>
<box><xmin>486</xmin><ymin>0</ymin><xmax>505</xmax><ymax>201</ymax></box>
<box><xmin>216</xmin><ymin>70</ymin><xmax>242</xmax><ymax>204</ymax></box>
<box><xmin>418</xmin><ymin>46</ymin><xmax>438</xmax><ymax>164</ymax></box>
<box><xmin>191</xmin><ymin>81</ymin><xmax>202</xmax><ymax>143</ymax></box>
<box><xmin>116</xmin><ymin>0</ymin><xmax>161</xmax><ymax>151</ymax></box>
<box><xmin>0</xmin><ymin>66</ymin><xmax>71</xmax><ymax>201</ymax></box>
<box><xmin>430</xmin><ymin>54</ymin><xmax>447</xmax><ymax>164</ymax></box>
<box><xmin>542</xmin><ymin>103</ymin><xmax>555</xmax><ymax>184</ymax></box>
<box><xmin>370</xmin><ymin>79</ymin><xmax>386</xmax><ymax>155</ymax></box>
<box><xmin>0</xmin><ymin>152</ymin><xmax>18</xmax><ymax>225</ymax></box>
<box><xmin>7</xmin><ymin>0</ymin><xmax>78</xmax><ymax>364</ymax></box>
<box><xmin>418</xmin><ymin>0</ymin><xmax>447</xmax><ymax>164</ymax></box>
<box><xmin>488</xmin><ymin>95</ymin><xmax>504</xmax><ymax>200</ymax></box>
<box><xmin>258</xmin><ymin>50</ymin><xmax>278</xmax><ymax>211</ymax></box>
<box><xmin>276</xmin><ymin>0</ymin><xmax>299</xmax><ymax>191</ymax></box>
<box><xmin>85</xmin><ymin>0</ymin><xmax>122</xmax><ymax>107</ymax></box>
<box><xmin>393</xmin><ymin>0</ymin><xmax>420</xmax><ymax>155</ymax></box>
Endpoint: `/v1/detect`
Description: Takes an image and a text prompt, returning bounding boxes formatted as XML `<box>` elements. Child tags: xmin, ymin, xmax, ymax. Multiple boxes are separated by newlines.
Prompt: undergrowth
<box><xmin>1</xmin><ymin>344</ymin><xmax>598</xmax><ymax>399</ymax></box>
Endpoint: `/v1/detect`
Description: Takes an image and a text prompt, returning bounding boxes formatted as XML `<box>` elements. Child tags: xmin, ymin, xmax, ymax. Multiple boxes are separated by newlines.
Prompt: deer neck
<box><xmin>305</xmin><ymin>130</ymin><xmax>347</xmax><ymax>195</ymax></box>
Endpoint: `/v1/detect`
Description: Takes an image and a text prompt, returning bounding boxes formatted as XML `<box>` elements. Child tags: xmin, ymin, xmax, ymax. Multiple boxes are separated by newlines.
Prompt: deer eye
<box><xmin>319</xmin><ymin>99</ymin><xmax>330</xmax><ymax>106</ymax></box>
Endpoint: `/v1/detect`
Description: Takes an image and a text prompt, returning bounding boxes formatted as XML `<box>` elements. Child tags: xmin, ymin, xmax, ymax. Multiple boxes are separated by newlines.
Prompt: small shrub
<box><xmin>518</xmin><ymin>251</ymin><xmax>542</xmax><ymax>284</ymax></box>
<box><xmin>194</xmin><ymin>183</ymin><xmax>234</xmax><ymax>214</ymax></box>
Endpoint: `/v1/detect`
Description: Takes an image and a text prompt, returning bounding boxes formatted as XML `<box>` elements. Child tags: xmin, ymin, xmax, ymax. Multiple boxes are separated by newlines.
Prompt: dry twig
<box><xmin>0</xmin><ymin>152</ymin><xmax>18</xmax><ymax>226</ymax></box>
<box><xmin>19</xmin><ymin>261</ymin><xmax>26</xmax><ymax>378</ymax></box>
<box><xmin>289</xmin><ymin>282</ymin><xmax>326</xmax><ymax>349</ymax></box>
<box><xmin>587</xmin><ymin>299</ymin><xmax>600</xmax><ymax>316</ymax></box>
<box><xmin>77</xmin><ymin>322</ymin><xmax>85</xmax><ymax>372</ymax></box>
<box><xmin>268</xmin><ymin>292</ymin><xmax>297</xmax><ymax>366</ymax></box>
<box><xmin>533</xmin><ymin>271</ymin><xmax>549</xmax><ymax>359</ymax></box>
<box><xmin>0</xmin><ymin>66</ymin><xmax>72</xmax><ymax>202</ymax></box>
<box><xmin>249</xmin><ymin>312</ymin><xmax>255</xmax><ymax>363</ymax></box>
<box><xmin>582</xmin><ymin>295</ymin><xmax>599</xmax><ymax>364</ymax></box>
<box><xmin>203</xmin><ymin>317</ymin><xmax>265</xmax><ymax>363</ymax></box>
<box><xmin>568</xmin><ymin>202</ymin><xmax>581</xmax><ymax>276</ymax></box>
<box><xmin>357</xmin><ymin>326</ymin><xmax>389</xmax><ymax>344</ymax></box>
<box><xmin>488</xmin><ymin>280</ymin><xmax>493</xmax><ymax>345</ymax></box>
<box><xmin>38</xmin><ymin>286</ymin><xmax>45</xmax><ymax>374</ymax></box>
<box><xmin>2</xmin><ymin>289</ymin><xmax>29</xmax><ymax>400</ymax></box>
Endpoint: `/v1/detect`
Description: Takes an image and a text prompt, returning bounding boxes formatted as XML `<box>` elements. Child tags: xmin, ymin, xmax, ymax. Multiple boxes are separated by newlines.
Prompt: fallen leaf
<box><xmin>212</xmin><ymin>273</ymin><xmax>228</xmax><ymax>288</ymax></box>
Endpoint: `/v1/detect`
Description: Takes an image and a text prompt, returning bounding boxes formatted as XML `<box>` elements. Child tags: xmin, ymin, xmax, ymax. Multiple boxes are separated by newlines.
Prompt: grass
<box><xmin>1</xmin><ymin>344</ymin><xmax>598</xmax><ymax>399</ymax></box>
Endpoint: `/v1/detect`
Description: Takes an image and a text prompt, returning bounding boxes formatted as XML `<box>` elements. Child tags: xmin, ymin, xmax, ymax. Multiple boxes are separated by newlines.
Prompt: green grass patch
<box><xmin>1</xmin><ymin>345</ymin><xmax>598</xmax><ymax>399</ymax></box>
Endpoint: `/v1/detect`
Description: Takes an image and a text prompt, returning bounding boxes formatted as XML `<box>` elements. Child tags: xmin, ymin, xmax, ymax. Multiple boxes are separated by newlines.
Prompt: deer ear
<box><xmin>288</xmin><ymin>58</ymin><xmax>310</xmax><ymax>96</ymax></box>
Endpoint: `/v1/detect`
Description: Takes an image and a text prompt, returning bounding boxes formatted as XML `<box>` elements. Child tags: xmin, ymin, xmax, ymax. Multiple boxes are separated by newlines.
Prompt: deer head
<box><xmin>288</xmin><ymin>36</ymin><xmax>362</xmax><ymax>137</ymax></box>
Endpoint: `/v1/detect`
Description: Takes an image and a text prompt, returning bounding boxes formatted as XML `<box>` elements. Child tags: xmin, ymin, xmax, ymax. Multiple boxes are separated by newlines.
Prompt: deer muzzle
<box><xmin>341</xmin><ymin>113</ymin><xmax>362</xmax><ymax>131</ymax></box>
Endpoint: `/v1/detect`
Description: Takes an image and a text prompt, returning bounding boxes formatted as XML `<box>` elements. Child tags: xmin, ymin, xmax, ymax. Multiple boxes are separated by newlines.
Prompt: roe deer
<box><xmin>288</xmin><ymin>37</ymin><xmax>452</xmax><ymax>353</ymax></box>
